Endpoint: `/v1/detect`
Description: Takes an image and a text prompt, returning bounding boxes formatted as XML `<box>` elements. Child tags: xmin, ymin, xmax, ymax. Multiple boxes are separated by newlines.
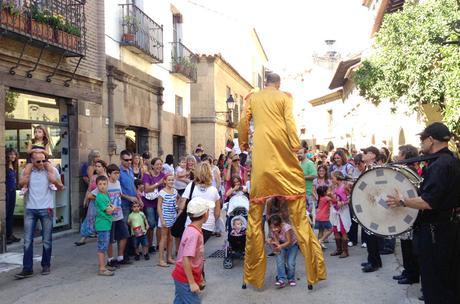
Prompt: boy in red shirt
<box><xmin>172</xmin><ymin>197</ymin><xmax>214</xmax><ymax>304</ymax></box>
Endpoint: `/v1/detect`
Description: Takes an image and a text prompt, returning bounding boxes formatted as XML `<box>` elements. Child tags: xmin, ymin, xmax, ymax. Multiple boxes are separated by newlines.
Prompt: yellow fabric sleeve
<box><xmin>283</xmin><ymin>95</ymin><xmax>301</xmax><ymax>151</ymax></box>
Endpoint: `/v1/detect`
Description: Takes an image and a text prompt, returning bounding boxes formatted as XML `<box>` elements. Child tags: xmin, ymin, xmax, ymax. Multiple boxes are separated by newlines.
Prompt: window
<box><xmin>226</xmin><ymin>86</ymin><xmax>231</xmax><ymax>98</ymax></box>
<box><xmin>175</xmin><ymin>95</ymin><xmax>183</xmax><ymax>116</ymax></box>
<box><xmin>233</xmin><ymin>104</ymin><xmax>239</xmax><ymax>124</ymax></box>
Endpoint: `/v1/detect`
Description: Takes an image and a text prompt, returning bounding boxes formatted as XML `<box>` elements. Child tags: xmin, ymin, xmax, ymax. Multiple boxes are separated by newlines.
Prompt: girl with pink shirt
<box><xmin>329</xmin><ymin>171</ymin><xmax>352</xmax><ymax>258</ymax></box>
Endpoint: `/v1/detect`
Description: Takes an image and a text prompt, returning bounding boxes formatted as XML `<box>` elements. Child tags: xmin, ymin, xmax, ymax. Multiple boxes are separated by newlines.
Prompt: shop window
<box><xmin>175</xmin><ymin>95</ymin><xmax>183</xmax><ymax>116</ymax></box>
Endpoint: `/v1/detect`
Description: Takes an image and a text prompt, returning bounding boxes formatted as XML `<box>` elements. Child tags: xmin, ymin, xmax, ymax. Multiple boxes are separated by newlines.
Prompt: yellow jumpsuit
<box><xmin>238</xmin><ymin>87</ymin><xmax>327</xmax><ymax>288</ymax></box>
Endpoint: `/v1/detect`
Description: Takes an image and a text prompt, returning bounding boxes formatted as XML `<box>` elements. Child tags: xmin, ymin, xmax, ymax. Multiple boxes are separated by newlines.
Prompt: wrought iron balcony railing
<box><xmin>120</xmin><ymin>3</ymin><xmax>163</xmax><ymax>63</ymax></box>
<box><xmin>0</xmin><ymin>0</ymin><xmax>86</xmax><ymax>56</ymax></box>
<box><xmin>171</xmin><ymin>41</ymin><xmax>197</xmax><ymax>83</ymax></box>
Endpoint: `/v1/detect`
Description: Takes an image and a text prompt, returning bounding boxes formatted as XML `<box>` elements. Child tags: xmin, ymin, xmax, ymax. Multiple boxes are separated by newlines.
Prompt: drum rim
<box><xmin>350</xmin><ymin>165</ymin><xmax>420</xmax><ymax>237</ymax></box>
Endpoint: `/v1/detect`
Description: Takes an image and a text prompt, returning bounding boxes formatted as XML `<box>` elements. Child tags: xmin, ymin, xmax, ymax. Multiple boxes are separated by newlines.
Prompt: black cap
<box><xmin>418</xmin><ymin>122</ymin><xmax>452</xmax><ymax>142</ymax></box>
<box><xmin>361</xmin><ymin>146</ymin><xmax>380</xmax><ymax>157</ymax></box>
<box><xmin>353</xmin><ymin>153</ymin><xmax>364</xmax><ymax>164</ymax></box>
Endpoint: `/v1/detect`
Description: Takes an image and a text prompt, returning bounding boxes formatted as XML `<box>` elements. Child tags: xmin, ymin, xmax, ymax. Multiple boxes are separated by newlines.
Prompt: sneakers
<box><xmin>361</xmin><ymin>243</ymin><xmax>367</xmax><ymax>248</ymax></box>
<box><xmin>148</xmin><ymin>246</ymin><xmax>156</xmax><ymax>253</ymax></box>
<box><xmin>15</xmin><ymin>270</ymin><xmax>33</xmax><ymax>279</ymax></box>
<box><xmin>98</xmin><ymin>269</ymin><xmax>114</xmax><ymax>276</ymax></box>
<box><xmin>41</xmin><ymin>266</ymin><xmax>50</xmax><ymax>275</ymax></box>
<box><xmin>348</xmin><ymin>241</ymin><xmax>354</xmax><ymax>247</ymax></box>
<box><xmin>144</xmin><ymin>254</ymin><xmax>150</xmax><ymax>261</ymax></box>
<box><xmin>134</xmin><ymin>254</ymin><xmax>140</xmax><ymax>261</ymax></box>
<box><xmin>275</xmin><ymin>280</ymin><xmax>286</xmax><ymax>288</ymax></box>
<box><xmin>107</xmin><ymin>260</ymin><xmax>119</xmax><ymax>268</ymax></box>
<box><xmin>118</xmin><ymin>258</ymin><xmax>133</xmax><ymax>265</ymax></box>
<box><xmin>288</xmin><ymin>279</ymin><xmax>297</xmax><ymax>287</ymax></box>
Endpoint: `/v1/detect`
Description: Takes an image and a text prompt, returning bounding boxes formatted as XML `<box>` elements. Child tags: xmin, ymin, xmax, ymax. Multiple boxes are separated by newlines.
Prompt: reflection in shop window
<box><xmin>7</xmin><ymin>93</ymin><xmax>59</xmax><ymax>122</ymax></box>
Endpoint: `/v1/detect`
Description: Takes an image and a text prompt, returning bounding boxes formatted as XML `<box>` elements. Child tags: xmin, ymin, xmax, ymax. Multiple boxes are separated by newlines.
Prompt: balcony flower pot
<box><xmin>55</xmin><ymin>30</ymin><xmax>80</xmax><ymax>50</ymax></box>
<box><xmin>1</xmin><ymin>8</ymin><xmax>27</xmax><ymax>32</ymax></box>
<box><xmin>122</xmin><ymin>33</ymin><xmax>135</xmax><ymax>43</ymax></box>
<box><xmin>30</xmin><ymin>19</ymin><xmax>54</xmax><ymax>41</ymax></box>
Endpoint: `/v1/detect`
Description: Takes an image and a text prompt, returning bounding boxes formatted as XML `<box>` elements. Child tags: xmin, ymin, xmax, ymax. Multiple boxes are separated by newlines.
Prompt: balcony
<box><xmin>0</xmin><ymin>0</ymin><xmax>86</xmax><ymax>56</ymax></box>
<box><xmin>171</xmin><ymin>41</ymin><xmax>197</xmax><ymax>83</ymax></box>
<box><xmin>120</xmin><ymin>3</ymin><xmax>163</xmax><ymax>63</ymax></box>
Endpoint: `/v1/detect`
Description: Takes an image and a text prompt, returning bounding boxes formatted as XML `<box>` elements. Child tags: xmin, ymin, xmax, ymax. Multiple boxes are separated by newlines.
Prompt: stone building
<box><xmin>104</xmin><ymin>1</ymin><xmax>194</xmax><ymax>161</ymax></box>
<box><xmin>191</xmin><ymin>54</ymin><xmax>253</xmax><ymax>157</ymax></box>
<box><xmin>0</xmin><ymin>0</ymin><xmax>105</xmax><ymax>252</ymax></box>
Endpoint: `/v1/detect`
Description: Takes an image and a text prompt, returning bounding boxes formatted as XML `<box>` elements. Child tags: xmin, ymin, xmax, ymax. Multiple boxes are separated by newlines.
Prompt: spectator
<box><xmin>331</xmin><ymin>150</ymin><xmax>354</xmax><ymax>178</ymax></box>
<box><xmin>15</xmin><ymin>152</ymin><xmax>63</xmax><ymax>279</ymax></box>
<box><xmin>163</xmin><ymin>154</ymin><xmax>175</xmax><ymax>175</ymax></box>
<box><xmin>5</xmin><ymin>148</ymin><xmax>20</xmax><ymax>245</ymax></box>
<box><xmin>193</xmin><ymin>146</ymin><xmax>204</xmax><ymax>163</ymax></box>
<box><xmin>174</xmin><ymin>156</ymin><xmax>189</xmax><ymax>196</ymax></box>
<box><xmin>142</xmin><ymin>157</ymin><xmax>166</xmax><ymax>252</ymax></box>
<box><xmin>132</xmin><ymin>153</ymin><xmax>144</xmax><ymax>180</ymax></box>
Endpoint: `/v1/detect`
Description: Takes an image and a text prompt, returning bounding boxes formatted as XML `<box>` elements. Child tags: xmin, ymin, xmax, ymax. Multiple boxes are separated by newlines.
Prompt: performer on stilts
<box><xmin>238</xmin><ymin>73</ymin><xmax>327</xmax><ymax>289</ymax></box>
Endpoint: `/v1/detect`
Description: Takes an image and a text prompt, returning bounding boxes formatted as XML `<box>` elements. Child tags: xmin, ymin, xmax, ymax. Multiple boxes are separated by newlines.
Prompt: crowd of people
<box><xmin>5</xmin><ymin>120</ymin><xmax>460</xmax><ymax>304</ymax></box>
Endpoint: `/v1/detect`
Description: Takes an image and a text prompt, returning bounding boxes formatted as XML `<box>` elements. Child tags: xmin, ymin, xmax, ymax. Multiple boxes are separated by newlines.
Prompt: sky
<box><xmin>178</xmin><ymin>0</ymin><xmax>371</xmax><ymax>73</ymax></box>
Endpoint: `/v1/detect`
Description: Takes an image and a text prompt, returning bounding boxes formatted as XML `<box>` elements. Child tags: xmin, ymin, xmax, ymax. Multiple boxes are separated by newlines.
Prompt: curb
<box><xmin>5</xmin><ymin>229</ymin><xmax>79</xmax><ymax>252</ymax></box>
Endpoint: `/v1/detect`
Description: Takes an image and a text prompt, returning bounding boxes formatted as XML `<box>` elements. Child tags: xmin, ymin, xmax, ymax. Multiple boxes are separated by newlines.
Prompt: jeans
<box><xmin>174</xmin><ymin>280</ymin><xmax>201</xmax><ymax>304</ymax></box>
<box><xmin>276</xmin><ymin>244</ymin><xmax>299</xmax><ymax>281</ymax></box>
<box><xmin>5</xmin><ymin>189</ymin><xmax>16</xmax><ymax>238</ymax></box>
<box><xmin>23</xmin><ymin>209</ymin><xmax>53</xmax><ymax>272</ymax></box>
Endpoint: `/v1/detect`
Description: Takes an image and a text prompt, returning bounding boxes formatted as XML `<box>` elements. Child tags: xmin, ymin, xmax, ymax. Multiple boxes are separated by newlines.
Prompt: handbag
<box><xmin>171</xmin><ymin>182</ymin><xmax>195</xmax><ymax>238</ymax></box>
<box><xmin>143</xmin><ymin>188</ymin><xmax>159</xmax><ymax>200</ymax></box>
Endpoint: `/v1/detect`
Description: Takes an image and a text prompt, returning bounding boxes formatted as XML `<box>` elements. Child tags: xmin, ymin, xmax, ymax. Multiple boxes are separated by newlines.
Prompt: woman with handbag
<box><xmin>175</xmin><ymin>162</ymin><xmax>221</xmax><ymax>244</ymax></box>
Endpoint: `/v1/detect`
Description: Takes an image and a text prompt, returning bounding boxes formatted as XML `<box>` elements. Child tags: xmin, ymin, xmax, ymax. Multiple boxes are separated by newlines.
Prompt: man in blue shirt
<box><xmin>119</xmin><ymin>150</ymin><xmax>138</xmax><ymax>222</ymax></box>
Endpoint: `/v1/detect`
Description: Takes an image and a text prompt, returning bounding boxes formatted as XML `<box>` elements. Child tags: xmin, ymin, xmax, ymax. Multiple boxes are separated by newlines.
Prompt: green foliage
<box><xmin>5</xmin><ymin>91</ymin><xmax>19</xmax><ymax>114</ymax></box>
<box><xmin>30</xmin><ymin>5</ymin><xmax>81</xmax><ymax>37</ymax></box>
<box><xmin>354</xmin><ymin>0</ymin><xmax>460</xmax><ymax>136</ymax></box>
<box><xmin>1</xmin><ymin>0</ymin><xmax>21</xmax><ymax>17</ymax></box>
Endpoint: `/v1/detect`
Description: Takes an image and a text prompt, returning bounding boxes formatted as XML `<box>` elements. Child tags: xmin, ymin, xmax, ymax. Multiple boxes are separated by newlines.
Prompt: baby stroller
<box><xmin>222</xmin><ymin>195</ymin><xmax>249</xmax><ymax>269</ymax></box>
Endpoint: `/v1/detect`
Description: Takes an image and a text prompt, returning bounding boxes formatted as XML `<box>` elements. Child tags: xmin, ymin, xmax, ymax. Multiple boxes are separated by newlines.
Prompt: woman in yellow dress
<box><xmin>238</xmin><ymin>73</ymin><xmax>327</xmax><ymax>289</ymax></box>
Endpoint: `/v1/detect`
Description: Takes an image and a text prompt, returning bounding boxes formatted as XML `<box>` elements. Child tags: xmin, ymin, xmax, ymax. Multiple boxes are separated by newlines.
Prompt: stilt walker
<box><xmin>238</xmin><ymin>73</ymin><xmax>327</xmax><ymax>289</ymax></box>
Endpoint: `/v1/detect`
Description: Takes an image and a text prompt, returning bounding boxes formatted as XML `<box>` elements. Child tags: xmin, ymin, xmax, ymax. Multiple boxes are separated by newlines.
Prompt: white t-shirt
<box><xmin>183</xmin><ymin>182</ymin><xmax>220</xmax><ymax>232</ymax></box>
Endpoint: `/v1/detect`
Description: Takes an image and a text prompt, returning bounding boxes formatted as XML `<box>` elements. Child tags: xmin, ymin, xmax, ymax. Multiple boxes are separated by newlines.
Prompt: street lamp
<box><xmin>216</xmin><ymin>95</ymin><xmax>236</xmax><ymax>125</ymax></box>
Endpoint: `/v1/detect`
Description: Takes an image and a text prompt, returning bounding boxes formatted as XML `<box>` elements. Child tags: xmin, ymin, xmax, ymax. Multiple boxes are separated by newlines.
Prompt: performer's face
<box><xmin>269</xmin><ymin>224</ymin><xmax>281</xmax><ymax>233</ymax></box>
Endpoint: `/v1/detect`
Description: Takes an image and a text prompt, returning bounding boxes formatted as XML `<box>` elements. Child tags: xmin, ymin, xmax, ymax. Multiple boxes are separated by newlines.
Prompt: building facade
<box><xmin>191</xmin><ymin>55</ymin><xmax>253</xmax><ymax>157</ymax></box>
<box><xmin>104</xmin><ymin>0</ymin><xmax>195</xmax><ymax>161</ymax></box>
<box><xmin>0</xmin><ymin>0</ymin><xmax>106</xmax><ymax>252</ymax></box>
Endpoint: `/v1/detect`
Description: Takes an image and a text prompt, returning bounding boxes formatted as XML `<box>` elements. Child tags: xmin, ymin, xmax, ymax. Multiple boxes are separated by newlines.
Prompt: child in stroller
<box><xmin>222</xmin><ymin>178</ymin><xmax>249</xmax><ymax>269</ymax></box>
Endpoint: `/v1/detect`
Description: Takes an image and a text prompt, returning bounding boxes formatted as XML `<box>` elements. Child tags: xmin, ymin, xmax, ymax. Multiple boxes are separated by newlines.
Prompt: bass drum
<box><xmin>350</xmin><ymin>165</ymin><xmax>421</xmax><ymax>238</ymax></box>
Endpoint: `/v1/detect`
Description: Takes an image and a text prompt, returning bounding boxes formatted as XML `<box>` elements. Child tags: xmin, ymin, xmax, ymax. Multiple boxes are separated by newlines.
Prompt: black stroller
<box><xmin>223</xmin><ymin>196</ymin><xmax>249</xmax><ymax>269</ymax></box>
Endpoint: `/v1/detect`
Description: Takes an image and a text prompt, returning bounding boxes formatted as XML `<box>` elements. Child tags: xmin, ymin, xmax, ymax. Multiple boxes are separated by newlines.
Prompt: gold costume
<box><xmin>238</xmin><ymin>87</ymin><xmax>327</xmax><ymax>288</ymax></box>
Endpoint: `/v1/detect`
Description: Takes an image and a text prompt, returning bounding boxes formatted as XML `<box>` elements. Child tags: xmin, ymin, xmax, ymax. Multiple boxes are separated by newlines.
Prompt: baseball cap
<box><xmin>418</xmin><ymin>122</ymin><xmax>452</xmax><ymax>142</ymax></box>
<box><xmin>353</xmin><ymin>153</ymin><xmax>364</xmax><ymax>164</ymax></box>
<box><xmin>361</xmin><ymin>146</ymin><xmax>380</xmax><ymax>157</ymax></box>
<box><xmin>187</xmin><ymin>197</ymin><xmax>215</xmax><ymax>217</ymax></box>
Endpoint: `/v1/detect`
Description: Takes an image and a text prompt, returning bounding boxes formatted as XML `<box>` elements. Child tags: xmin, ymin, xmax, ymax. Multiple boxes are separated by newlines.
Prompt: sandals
<box><xmin>157</xmin><ymin>262</ymin><xmax>170</xmax><ymax>267</ymax></box>
<box><xmin>167</xmin><ymin>259</ymin><xmax>176</xmax><ymax>265</ymax></box>
<box><xmin>74</xmin><ymin>241</ymin><xmax>86</xmax><ymax>246</ymax></box>
<box><xmin>98</xmin><ymin>269</ymin><xmax>114</xmax><ymax>276</ymax></box>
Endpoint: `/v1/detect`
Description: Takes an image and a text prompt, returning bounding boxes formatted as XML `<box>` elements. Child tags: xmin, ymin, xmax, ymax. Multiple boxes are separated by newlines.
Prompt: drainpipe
<box><xmin>157</xmin><ymin>87</ymin><xmax>164</xmax><ymax>156</ymax></box>
<box><xmin>107</xmin><ymin>66</ymin><xmax>118</xmax><ymax>158</ymax></box>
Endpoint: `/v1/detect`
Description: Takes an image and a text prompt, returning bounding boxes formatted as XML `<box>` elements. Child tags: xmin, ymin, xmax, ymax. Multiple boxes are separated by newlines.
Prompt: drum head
<box><xmin>351</xmin><ymin>166</ymin><xmax>419</xmax><ymax>237</ymax></box>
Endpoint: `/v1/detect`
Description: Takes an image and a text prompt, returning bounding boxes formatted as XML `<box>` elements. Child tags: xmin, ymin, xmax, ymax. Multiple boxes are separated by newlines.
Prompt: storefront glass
<box><xmin>5</xmin><ymin>91</ymin><xmax>70</xmax><ymax>231</ymax></box>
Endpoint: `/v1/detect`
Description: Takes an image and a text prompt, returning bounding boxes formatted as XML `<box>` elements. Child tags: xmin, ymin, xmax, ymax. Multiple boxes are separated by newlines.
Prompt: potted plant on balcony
<box><xmin>49</xmin><ymin>13</ymin><xmax>81</xmax><ymax>51</ymax></box>
<box><xmin>1</xmin><ymin>1</ymin><xmax>27</xmax><ymax>32</ymax></box>
<box><xmin>29</xmin><ymin>6</ymin><xmax>54</xmax><ymax>41</ymax></box>
<box><xmin>122</xmin><ymin>15</ymin><xmax>140</xmax><ymax>43</ymax></box>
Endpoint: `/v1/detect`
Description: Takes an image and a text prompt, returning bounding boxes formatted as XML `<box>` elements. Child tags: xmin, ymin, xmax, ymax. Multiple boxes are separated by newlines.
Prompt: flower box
<box><xmin>55</xmin><ymin>30</ymin><xmax>81</xmax><ymax>51</ymax></box>
<box><xmin>1</xmin><ymin>8</ymin><xmax>27</xmax><ymax>32</ymax></box>
<box><xmin>30</xmin><ymin>19</ymin><xmax>54</xmax><ymax>41</ymax></box>
<box><xmin>122</xmin><ymin>33</ymin><xmax>135</xmax><ymax>43</ymax></box>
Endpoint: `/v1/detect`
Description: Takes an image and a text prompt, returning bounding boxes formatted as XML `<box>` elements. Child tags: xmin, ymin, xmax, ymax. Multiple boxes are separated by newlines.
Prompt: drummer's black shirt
<box><xmin>418</xmin><ymin>147</ymin><xmax>460</xmax><ymax>224</ymax></box>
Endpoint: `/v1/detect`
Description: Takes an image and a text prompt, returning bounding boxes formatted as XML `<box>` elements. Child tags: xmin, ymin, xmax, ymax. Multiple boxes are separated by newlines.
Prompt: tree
<box><xmin>354</xmin><ymin>0</ymin><xmax>460</xmax><ymax>145</ymax></box>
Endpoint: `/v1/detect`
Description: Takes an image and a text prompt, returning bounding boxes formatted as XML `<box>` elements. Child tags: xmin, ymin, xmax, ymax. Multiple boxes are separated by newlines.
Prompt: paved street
<box><xmin>0</xmin><ymin>230</ymin><xmax>423</xmax><ymax>304</ymax></box>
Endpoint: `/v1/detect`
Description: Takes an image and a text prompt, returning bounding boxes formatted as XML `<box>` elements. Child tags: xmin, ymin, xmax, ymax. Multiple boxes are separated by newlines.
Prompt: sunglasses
<box><xmin>123</xmin><ymin>158</ymin><xmax>133</xmax><ymax>162</ymax></box>
<box><xmin>34</xmin><ymin>160</ymin><xmax>47</xmax><ymax>164</ymax></box>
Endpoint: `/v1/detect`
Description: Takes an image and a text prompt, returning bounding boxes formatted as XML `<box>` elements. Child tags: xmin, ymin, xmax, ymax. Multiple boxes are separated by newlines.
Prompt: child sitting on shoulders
<box><xmin>128</xmin><ymin>201</ymin><xmax>150</xmax><ymax>261</ymax></box>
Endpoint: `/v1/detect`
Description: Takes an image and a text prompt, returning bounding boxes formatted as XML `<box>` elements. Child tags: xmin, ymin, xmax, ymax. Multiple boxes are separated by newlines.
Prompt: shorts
<box><xmin>97</xmin><ymin>231</ymin><xmax>110</xmax><ymax>253</ymax></box>
<box><xmin>110</xmin><ymin>219</ymin><xmax>130</xmax><ymax>243</ymax></box>
<box><xmin>315</xmin><ymin>220</ymin><xmax>332</xmax><ymax>230</ymax></box>
<box><xmin>144</xmin><ymin>207</ymin><xmax>158</xmax><ymax>228</ymax></box>
<box><xmin>134</xmin><ymin>234</ymin><xmax>148</xmax><ymax>248</ymax></box>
